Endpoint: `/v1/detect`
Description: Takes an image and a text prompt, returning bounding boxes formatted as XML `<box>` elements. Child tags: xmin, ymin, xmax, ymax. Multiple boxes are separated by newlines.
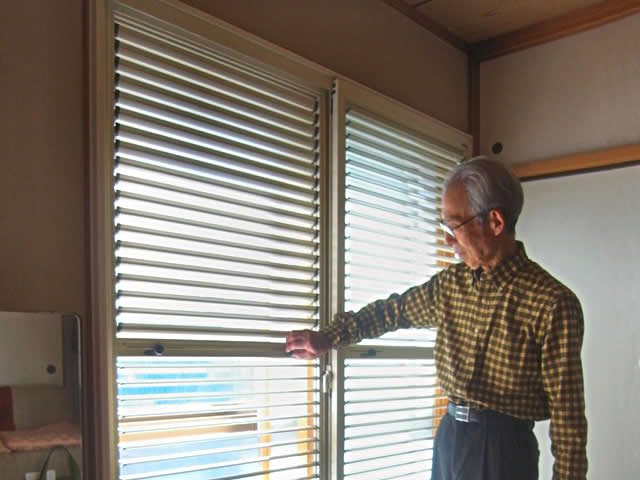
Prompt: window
<box><xmin>330</xmin><ymin>80</ymin><xmax>464</xmax><ymax>479</ymax></box>
<box><xmin>92</xmin><ymin>2</ymin><xmax>471</xmax><ymax>479</ymax></box>
<box><xmin>111</xmin><ymin>7</ymin><xmax>329</xmax><ymax>480</ymax></box>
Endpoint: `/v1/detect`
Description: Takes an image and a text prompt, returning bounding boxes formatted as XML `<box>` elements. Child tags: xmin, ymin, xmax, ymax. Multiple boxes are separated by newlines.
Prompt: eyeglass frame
<box><xmin>439</xmin><ymin>213</ymin><xmax>485</xmax><ymax>239</ymax></box>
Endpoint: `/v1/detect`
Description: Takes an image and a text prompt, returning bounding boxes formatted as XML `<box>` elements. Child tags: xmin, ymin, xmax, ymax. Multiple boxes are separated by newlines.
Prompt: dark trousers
<box><xmin>431</xmin><ymin>408</ymin><xmax>539</xmax><ymax>480</ymax></box>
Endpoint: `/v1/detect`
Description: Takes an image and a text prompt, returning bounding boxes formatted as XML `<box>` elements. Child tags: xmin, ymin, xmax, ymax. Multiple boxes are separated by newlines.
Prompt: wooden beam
<box><xmin>381</xmin><ymin>0</ymin><xmax>469</xmax><ymax>52</ymax></box>
<box><xmin>511</xmin><ymin>144</ymin><xmax>640</xmax><ymax>180</ymax></box>
<box><xmin>471</xmin><ymin>0</ymin><xmax>640</xmax><ymax>62</ymax></box>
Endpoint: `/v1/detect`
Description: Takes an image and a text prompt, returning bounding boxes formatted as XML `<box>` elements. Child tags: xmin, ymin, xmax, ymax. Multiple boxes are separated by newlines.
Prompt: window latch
<box><xmin>322</xmin><ymin>365</ymin><xmax>333</xmax><ymax>396</ymax></box>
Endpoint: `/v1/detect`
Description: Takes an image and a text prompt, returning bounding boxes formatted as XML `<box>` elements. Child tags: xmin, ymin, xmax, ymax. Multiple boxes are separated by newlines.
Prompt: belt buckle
<box><xmin>454</xmin><ymin>405</ymin><xmax>470</xmax><ymax>422</ymax></box>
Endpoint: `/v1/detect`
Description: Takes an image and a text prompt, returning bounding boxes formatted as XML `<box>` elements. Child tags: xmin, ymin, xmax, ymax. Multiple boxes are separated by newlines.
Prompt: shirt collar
<box><xmin>469</xmin><ymin>241</ymin><xmax>528</xmax><ymax>290</ymax></box>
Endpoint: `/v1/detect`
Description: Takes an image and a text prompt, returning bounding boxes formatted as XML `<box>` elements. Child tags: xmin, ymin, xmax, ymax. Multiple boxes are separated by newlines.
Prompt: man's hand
<box><xmin>285</xmin><ymin>329</ymin><xmax>331</xmax><ymax>359</ymax></box>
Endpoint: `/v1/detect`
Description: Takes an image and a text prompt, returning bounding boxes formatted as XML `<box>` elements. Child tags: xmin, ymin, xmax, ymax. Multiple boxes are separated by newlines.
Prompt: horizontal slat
<box><xmin>118</xmin><ymin>422</ymin><xmax>316</xmax><ymax>449</ymax></box>
<box><xmin>118</xmin><ymin>413</ymin><xmax>318</xmax><ymax>435</ymax></box>
<box><xmin>116</xmin><ymin>323</ymin><xmax>300</xmax><ymax>341</ymax></box>
<box><xmin>346</xmin><ymin>183</ymin><xmax>439</xmax><ymax>214</ymax></box>
<box><xmin>120</xmin><ymin>437</ymin><xmax>316</xmax><ymax>465</ymax></box>
<box><xmin>120</xmin><ymin>456</ymin><xmax>318</xmax><ymax>480</ymax></box>
<box><xmin>116</xmin><ymin>241</ymin><xmax>316</xmax><ymax>274</ymax></box>
<box><xmin>116</xmin><ymin>309</ymin><xmax>315</xmax><ymax>329</ymax></box>
<box><xmin>115</xmin><ymin>219</ymin><xmax>315</xmax><ymax>260</ymax></box>
<box><xmin>346</xmin><ymin>168</ymin><xmax>441</xmax><ymax>200</ymax></box>
<box><xmin>346</xmin><ymin>212</ymin><xmax>437</xmax><ymax>240</ymax></box>
<box><xmin>346</xmin><ymin>195</ymin><xmax>439</xmax><ymax>222</ymax></box>
<box><xmin>117</xmin><ymin>96</ymin><xmax>315</xmax><ymax>165</ymax></box>
<box><xmin>117</xmin><ymin>386</ymin><xmax>319</xmax><ymax>401</ymax></box>
<box><xmin>345</xmin><ymin>434</ymin><xmax>432</xmax><ymax>454</ymax></box>
<box><xmin>114</xmin><ymin>191</ymin><xmax>317</xmax><ymax>236</ymax></box>
<box><xmin>119</xmin><ymin>399</ymin><xmax>316</xmax><ymax>418</ymax></box>
<box><xmin>117</xmin><ymin>80</ymin><xmax>316</xmax><ymax>151</ymax></box>
<box><xmin>346</xmin><ymin>152</ymin><xmax>444</xmax><ymax>190</ymax></box>
<box><xmin>115</xmin><ymin>44</ymin><xmax>316</xmax><ymax>125</ymax></box>
<box><xmin>115</xmin><ymin>123</ymin><xmax>316</xmax><ymax>187</ymax></box>
<box><xmin>115</xmin><ymin>151</ymin><xmax>316</xmax><ymax>207</ymax></box>
<box><xmin>346</xmin><ymin>134</ymin><xmax>450</xmax><ymax>177</ymax></box>
<box><xmin>116</xmin><ymin>259</ymin><xmax>316</xmax><ymax>289</ymax></box>
<box><xmin>116</xmin><ymin>273</ymin><xmax>315</xmax><ymax>300</ymax></box>
<box><xmin>115</xmin><ymin>161</ymin><xmax>315</xmax><ymax>216</ymax></box>
<box><xmin>115</xmin><ymin>290</ymin><xmax>316</xmax><ymax>311</ymax></box>
<box><xmin>115</xmin><ymin>64</ymin><xmax>316</xmax><ymax>138</ymax></box>
<box><xmin>120</xmin><ymin>448</ymin><xmax>318</xmax><ymax>478</ymax></box>
<box><xmin>345</xmin><ymin>424</ymin><xmax>431</xmax><ymax>442</ymax></box>
<box><xmin>346</xmin><ymin>108</ymin><xmax>462</xmax><ymax>164</ymax></box>
<box><xmin>346</xmin><ymin>445</ymin><xmax>430</xmax><ymax>467</ymax></box>
<box><xmin>116</xmin><ymin>23</ymin><xmax>317</xmax><ymax>113</ymax></box>
<box><xmin>346</xmin><ymin>135</ymin><xmax>451</xmax><ymax>183</ymax></box>
<box><xmin>117</xmin><ymin>107</ymin><xmax>316</xmax><ymax>172</ymax></box>
<box><xmin>114</xmin><ymin>163</ymin><xmax>316</xmax><ymax>216</ymax></box>
<box><xmin>345</xmin><ymin>457</ymin><xmax>428</xmax><ymax>478</ymax></box>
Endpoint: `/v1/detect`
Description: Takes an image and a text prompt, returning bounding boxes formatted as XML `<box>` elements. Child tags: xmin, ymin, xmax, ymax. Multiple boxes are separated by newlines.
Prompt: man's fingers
<box><xmin>285</xmin><ymin>330</ymin><xmax>312</xmax><ymax>352</ymax></box>
<box><xmin>287</xmin><ymin>349</ymin><xmax>316</xmax><ymax>360</ymax></box>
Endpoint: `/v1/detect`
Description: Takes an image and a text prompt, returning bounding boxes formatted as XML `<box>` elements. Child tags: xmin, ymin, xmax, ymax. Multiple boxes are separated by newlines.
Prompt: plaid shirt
<box><xmin>324</xmin><ymin>242</ymin><xmax>587</xmax><ymax>479</ymax></box>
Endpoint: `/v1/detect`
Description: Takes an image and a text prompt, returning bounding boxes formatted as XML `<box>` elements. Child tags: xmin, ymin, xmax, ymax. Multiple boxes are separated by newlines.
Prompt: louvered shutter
<box><xmin>341</xmin><ymin>106</ymin><xmax>461</xmax><ymax>478</ymax></box>
<box><xmin>112</xmin><ymin>11</ymin><xmax>323</xmax><ymax>480</ymax></box>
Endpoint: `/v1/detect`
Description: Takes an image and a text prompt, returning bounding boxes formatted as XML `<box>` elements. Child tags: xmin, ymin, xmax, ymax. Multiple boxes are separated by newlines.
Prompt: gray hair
<box><xmin>444</xmin><ymin>156</ymin><xmax>524</xmax><ymax>233</ymax></box>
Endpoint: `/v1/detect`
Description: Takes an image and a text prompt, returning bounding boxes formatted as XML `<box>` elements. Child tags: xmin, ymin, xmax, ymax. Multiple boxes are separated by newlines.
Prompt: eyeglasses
<box><xmin>439</xmin><ymin>214</ymin><xmax>480</xmax><ymax>239</ymax></box>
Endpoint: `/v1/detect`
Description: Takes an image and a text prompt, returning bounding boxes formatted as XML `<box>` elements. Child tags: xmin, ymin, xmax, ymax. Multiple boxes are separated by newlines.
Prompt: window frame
<box><xmin>329</xmin><ymin>79</ymin><xmax>470</xmax><ymax>479</ymax></box>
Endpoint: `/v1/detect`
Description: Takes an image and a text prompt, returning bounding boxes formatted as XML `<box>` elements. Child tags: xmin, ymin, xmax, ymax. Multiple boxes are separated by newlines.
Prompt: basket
<box><xmin>38</xmin><ymin>445</ymin><xmax>81</xmax><ymax>480</ymax></box>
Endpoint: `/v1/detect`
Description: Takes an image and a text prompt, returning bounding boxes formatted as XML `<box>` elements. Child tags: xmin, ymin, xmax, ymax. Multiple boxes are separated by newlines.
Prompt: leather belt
<box><xmin>447</xmin><ymin>402</ymin><xmax>483</xmax><ymax>423</ymax></box>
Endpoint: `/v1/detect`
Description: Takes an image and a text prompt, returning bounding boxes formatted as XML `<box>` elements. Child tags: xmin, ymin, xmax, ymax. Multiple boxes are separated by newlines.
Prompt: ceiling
<box><xmin>399</xmin><ymin>0</ymin><xmax>605</xmax><ymax>43</ymax></box>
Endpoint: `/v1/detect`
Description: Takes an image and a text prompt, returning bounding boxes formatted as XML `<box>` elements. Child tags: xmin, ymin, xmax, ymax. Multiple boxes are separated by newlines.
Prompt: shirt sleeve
<box><xmin>322</xmin><ymin>270</ymin><xmax>443</xmax><ymax>348</ymax></box>
<box><xmin>541</xmin><ymin>292</ymin><xmax>588</xmax><ymax>480</ymax></box>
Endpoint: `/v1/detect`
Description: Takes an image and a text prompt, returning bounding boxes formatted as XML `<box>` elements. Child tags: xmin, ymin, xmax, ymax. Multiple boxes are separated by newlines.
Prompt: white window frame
<box><xmin>89</xmin><ymin>2</ymin><xmax>471</xmax><ymax>479</ymax></box>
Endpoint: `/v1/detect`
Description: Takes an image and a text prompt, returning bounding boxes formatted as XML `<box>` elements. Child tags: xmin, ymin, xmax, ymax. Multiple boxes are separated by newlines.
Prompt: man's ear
<box><xmin>486</xmin><ymin>208</ymin><xmax>506</xmax><ymax>236</ymax></box>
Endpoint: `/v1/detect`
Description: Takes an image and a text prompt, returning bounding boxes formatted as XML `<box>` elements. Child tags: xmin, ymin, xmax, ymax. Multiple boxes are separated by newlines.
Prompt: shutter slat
<box><xmin>119</xmin><ymin>438</ymin><xmax>316</xmax><ymax>465</ymax></box>
<box><xmin>117</xmin><ymin>102</ymin><xmax>316</xmax><ymax>166</ymax></box>
<box><xmin>115</xmin><ymin>154</ymin><xmax>317</xmax><ymax>206</ymax></box>
<box><xmin>116</xmin><ymin>308</ymin><xmax>315</xmax><ymax>328</ymax></box>
<box><xmin>116</xmin><ymin>24</ymin><xmax>317</xmax><ymax>113</ymax></box>
<box><xmin>116</xmin><ymin>124</ymin><xmax>316</xmax><ymax>187</ymax></box>
<box><xmin>115</xmin><ymin>45</ymin><xmax>315</xmax><ymax>125</ymax></box>
<box><xmin>116</xmin><ymin>65</ymin><xmax>316</xmax><ymax>138</ymax></box>
<box><xmin>347</xmin><ymin>108</ymin><xmax>461</xmax><ymax>165</ymax></box>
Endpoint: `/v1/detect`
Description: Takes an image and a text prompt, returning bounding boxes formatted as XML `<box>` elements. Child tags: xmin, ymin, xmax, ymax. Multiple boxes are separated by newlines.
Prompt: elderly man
<box><xmin>285</xmin><ymin>157</ymin><xmax>587</xmax><ymax>480</ymax></box>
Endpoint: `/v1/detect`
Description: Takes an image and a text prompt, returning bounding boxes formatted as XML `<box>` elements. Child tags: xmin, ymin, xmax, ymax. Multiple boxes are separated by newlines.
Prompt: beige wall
<box><xmin>479</xmin><ymin>12</ymin><xmax>640</xmax><ymax>165</ymax></box>
<box><xmin>0</xmin><ymin>0</ymin><xmax>86</xmax><ymax>316</ymax></box>
<box><xmin>181</xmin><ymin>0</ymin><xmax>469</xmax><ymax>132</ymax></box>
<box><xmin>0</xmin><ymin>0</ymin><xmax>468</xmax><ymax>317</ymax></box>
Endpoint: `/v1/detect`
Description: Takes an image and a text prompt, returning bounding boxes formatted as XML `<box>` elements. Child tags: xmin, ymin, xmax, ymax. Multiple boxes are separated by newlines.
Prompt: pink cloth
<box><xmin>0</xmin><ymin>422</ymin><xmax>81</xmax><ymax>452</ymax></box>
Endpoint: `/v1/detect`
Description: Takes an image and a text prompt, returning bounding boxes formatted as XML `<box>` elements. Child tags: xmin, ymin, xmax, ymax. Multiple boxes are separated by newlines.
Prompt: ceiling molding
<box><xmin>470</xmin><ymin>0</ymin><xmax>640</xmax><ymax>62</ymax></box>
<box><xmin>381</xmin><ymin>0</ymin><xmax>469</xmax><ymax>52</ymax></box>
<box><xmin>511</xmin><ymin>144</ymin><xmax>640</xmax><ymax>180</ymax></box>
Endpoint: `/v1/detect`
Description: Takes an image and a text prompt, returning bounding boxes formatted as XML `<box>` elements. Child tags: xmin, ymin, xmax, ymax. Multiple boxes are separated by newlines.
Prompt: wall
<box><xmin>479</xmin><ymin>12</ymin><xmax>640</xmax><ymax>164</ymax></box>
<box><xmin>0</xmin><ymin>0</ymin><xmax>468</xmax><ymax>319</ymax></box>
<box><xmin>518</xmin><ymin>166</ymin><xmax>640</xmax><ymax>480</ymax></box>
<box><xmin>478</xmin><ymin>12</ymin><xmax>640</xmax><ymax>479</ymax></box>
<box><xmin>0</xmin><ymin>0</ymin><xmax>86</xmax><ymax>316</ymax></box>
<box><xmin>181</xmin><ymin>0</ymin><xmax>469</xmax><ymax>132</ymax></box>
